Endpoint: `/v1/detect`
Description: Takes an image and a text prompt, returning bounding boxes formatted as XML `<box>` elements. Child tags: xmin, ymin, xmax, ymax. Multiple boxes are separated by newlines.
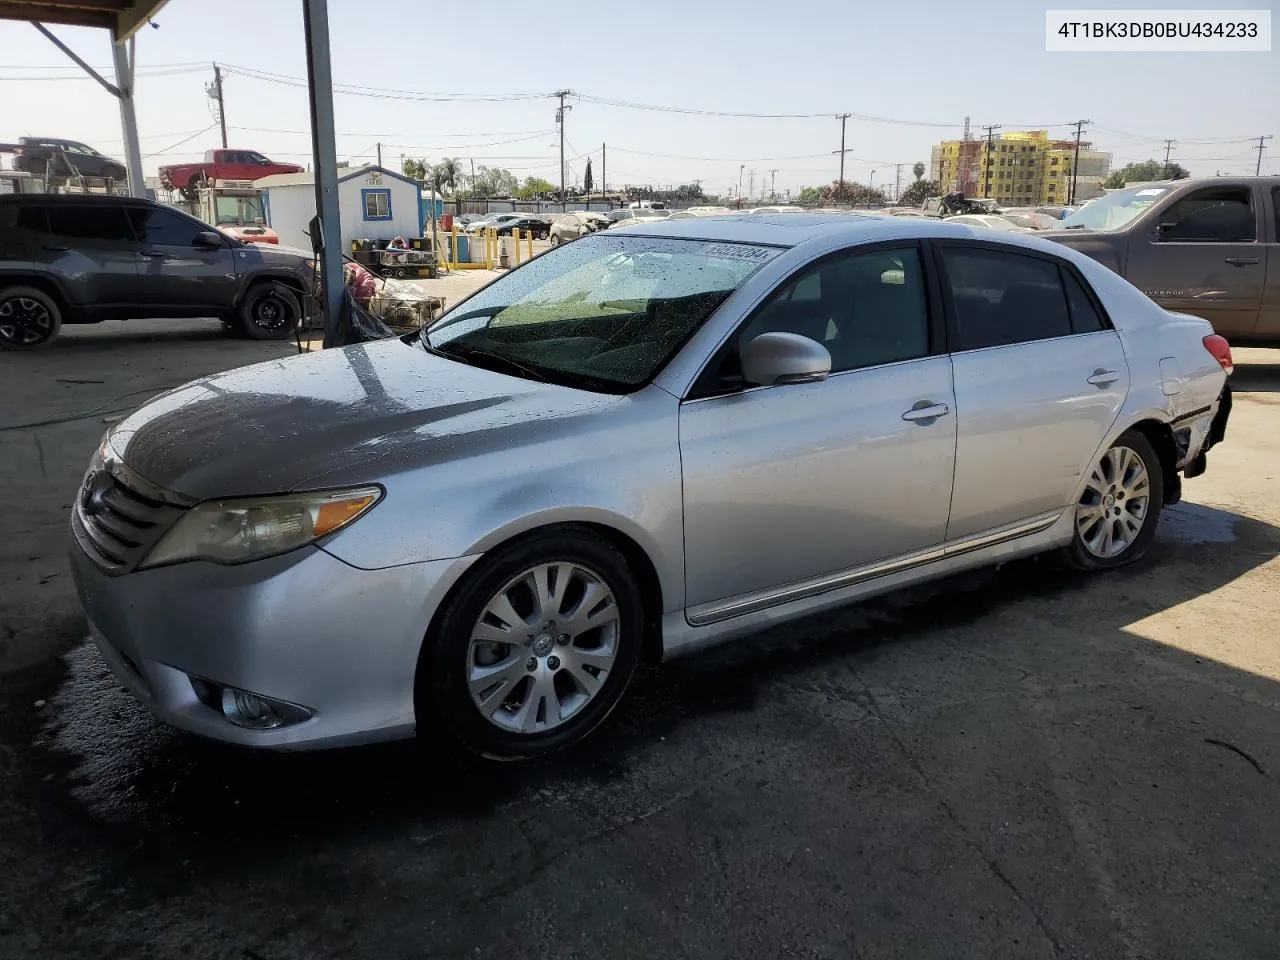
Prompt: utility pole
<box><xmin>601</xmin><ymin>143</ymin><xmax>606</xmax><ymax>204</ymax></box>
<box><xmin>769</xmin><ymin>168</ymin><xmax>778</xmax><ymax>202</ymax></box>
<box><xmin>1255</xmin><ymin>134</ymin><xmax>1273</xmax><ymax>175</ymax></box>
<box><xmin>981</xmin><ymin>124</ymin><xmax>1000</xmax><ymax>198</ymax></box>
<box><xmin>1069</xmin><ymin>119</ymin><xmax>1090</xmax><ymax>205</ymax></box>
<box><xmin>553</xmin><ymin>89</ymin><xmax>574</xmax><ymax>211</ymax></box>
<box><xmin>1162</xmin><ymin>139</ymin><xmax>1175</xmax><ymax>178</ymax></box>
<box><xmin>894</xmin><ymin>162</ymin><xmax>903</xmax><ymax>202</ymax></box>
<box><xmin>209</xmin><ymin>63</ymin><xmax>228</xmax><ymax>149</ymax></box>
<box><xmin>748</xmin><ymin>169</ymin><xmax>755</xmax><ymax>201</ymax></box>
<box><xmin>469</xmin><ymin>157</ymin><xmax>475</xmax><ymax>200</ymax></box>
<box><xmin>738</xmin><ymin>164</ymin><xmax>745</xmax><ymax>206</ymax></box>
<box><xmin>376</xmin><ymin>142</ymin><xmax>382</xmax><ymax>167</ymax></box>
<box><xmin>834</xmin><ymin>113</ymin><xmax>851</xmax><ymax>194</ymax></box>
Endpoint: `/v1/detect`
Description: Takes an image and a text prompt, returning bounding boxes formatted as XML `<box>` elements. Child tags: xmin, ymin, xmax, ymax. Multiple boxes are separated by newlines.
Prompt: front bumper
<box><xmin>69</xmin><ymin>533</ymin><xmax>476</xmax><ymax>749</ymax></box>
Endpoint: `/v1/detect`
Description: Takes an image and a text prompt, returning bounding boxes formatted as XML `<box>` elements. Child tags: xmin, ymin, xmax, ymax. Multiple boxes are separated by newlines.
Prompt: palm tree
<box><xmin>432</xmin><ymin>157</ymin><xmax>462</xmax><ymax>196</ymax></box>
<box><xmin>912</xmin><ymin>161</ymin><xmax>926</xmax><ymax>181</ymax></box>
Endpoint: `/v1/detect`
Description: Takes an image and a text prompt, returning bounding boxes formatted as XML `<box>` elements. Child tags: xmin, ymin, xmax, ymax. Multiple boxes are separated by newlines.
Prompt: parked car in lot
<box><xmin>492</xmin><ymin>215</ymin><xmax>550</xmax><ymax>239</ymax></box>
<box><xmin>11</xmin><ymin>137</ymin><xmax>126</xmax><ymax>181</ymax></box>
<box><xmin>1047</xmin><ymin>176</ymin><xmax>1280</xmax><ymax>341</ymax></box>
<box><xmin>69</xmin><ymin>214</ymin><xmax>1231</xmax><ymax>757</ymax></box>
<box><xmin>999</xmin><ymin>210</ymin><xmax>1060</xmax><ymax>231</ymax></box>
<box><xmin>549</xmin><ymin>211</ymin><xmax>610</xmax><ymax>244</ymax></box>
<box><xmin>466</xmin><ymin>213</ymin><xmax>521</xmax><ymax>233</ymax></box>
<box><xmin>0</xmin><ymin>194</ymin><xmax>315</xmax><ymax>349</ymax></box>
<box><xmin>943</xmin><ymin>214</ymin><xmax>1026</xmax><ymax>232</ymax></box>
<box><xmin>159</xmin><ymin>149</ymin><xmax>303</xmax><ymax>198</ymax></box>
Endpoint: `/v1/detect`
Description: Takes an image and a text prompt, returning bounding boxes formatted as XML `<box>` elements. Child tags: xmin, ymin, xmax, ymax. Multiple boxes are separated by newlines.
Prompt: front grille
<box><xmin>72</xmin><ymin>466</ymin><xmax>185</xmax><ymax>575</ymax></box>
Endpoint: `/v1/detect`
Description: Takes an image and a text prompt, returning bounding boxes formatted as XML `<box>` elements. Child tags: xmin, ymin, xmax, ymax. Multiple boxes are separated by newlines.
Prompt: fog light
<box><xmin>189</xmin><ymin>676</ymin><xmax>313</xmax><ymax>729</ymax></box>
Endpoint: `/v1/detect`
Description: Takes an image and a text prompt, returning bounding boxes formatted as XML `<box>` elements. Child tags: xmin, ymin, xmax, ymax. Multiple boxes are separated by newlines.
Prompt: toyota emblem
<box><xmin>81</xmin><ymin>469</ymin><xmax>113</xmax><ymax>516</ymax></box>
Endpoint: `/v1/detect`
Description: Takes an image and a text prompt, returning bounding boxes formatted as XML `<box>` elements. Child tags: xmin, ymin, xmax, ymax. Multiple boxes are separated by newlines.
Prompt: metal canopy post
<box><xmin>111</xmin><ymin>36</ymin><xmax>145</xmax><ymax>197</ymax></box>
<box><xmin>301</xmin><ymin>0</ymin><xmax>344</xmax><ymax>348</ymax></box>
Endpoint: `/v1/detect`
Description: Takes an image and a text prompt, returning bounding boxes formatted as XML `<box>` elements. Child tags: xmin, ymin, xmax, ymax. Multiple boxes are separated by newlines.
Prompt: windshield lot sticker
<box><xmin>698</xmin><ymin>243</ymin><xmax>781</xmax><ymax>263</ymax></box>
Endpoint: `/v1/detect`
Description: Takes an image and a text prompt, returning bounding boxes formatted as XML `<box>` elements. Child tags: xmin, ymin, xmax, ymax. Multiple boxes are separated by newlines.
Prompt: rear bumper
<box><xmin>1181</xmin><ymin>385</ymin><xmax>1231</xmax><ymax>480</ymax></box>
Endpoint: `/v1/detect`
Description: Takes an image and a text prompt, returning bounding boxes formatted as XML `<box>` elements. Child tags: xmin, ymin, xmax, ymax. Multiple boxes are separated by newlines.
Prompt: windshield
<box><xmin>423</xmin><ymin>234</ymin><xmax>781</xmax><ymax>392</ymax></box>
<box><xmin>1056</xmin><ymin>185</ymin><xmax>1171</xmax><ymax>231</ymax></box>
<box><xmin>213</xmin><ymin>194</ymin><xmax>265</xmax><ymax>225</ymax></box>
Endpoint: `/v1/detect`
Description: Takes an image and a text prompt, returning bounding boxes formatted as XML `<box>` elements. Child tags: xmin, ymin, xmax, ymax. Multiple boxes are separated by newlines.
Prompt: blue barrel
<box><xmin>452</xmin><ymin>235</ymin><xmax>469</xmax><ymax>262</ymax></box>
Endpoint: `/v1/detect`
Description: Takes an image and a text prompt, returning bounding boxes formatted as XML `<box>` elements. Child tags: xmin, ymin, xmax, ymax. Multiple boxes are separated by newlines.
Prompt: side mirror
<box><xmin>193</xmin><ymin>230</ymin><xmax>224</xmax><ymax>248</ymax></box>
<box><xmin>741</xmin><ymin>332</ymin><xmax>831</xmax><ymax>387</ymax></box>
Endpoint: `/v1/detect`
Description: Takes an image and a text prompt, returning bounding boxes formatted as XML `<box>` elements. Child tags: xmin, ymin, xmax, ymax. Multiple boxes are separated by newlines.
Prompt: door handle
<box><xmin>902</xmin><ymin>402</ymin><xmax>951</xmax><ymax>422</ymax></box>
<box><xmin>1224</xmin><ymin>257</ymin><xmax>1259</xmax><ymax>266</ymax></box>
<box><xmin>1087</xmin><ymin>369</ymin><xmax>1120</xmax><ymax>387</ymax></box>
<box><xmin>139</xmin><ymin>250</ymin><xmax>169</xmax><ymax>258</ymax></box>
<box><xmin>42</xmin><ymin>244</ymin><xmax>69</xmax><ymax>252</ymax></box>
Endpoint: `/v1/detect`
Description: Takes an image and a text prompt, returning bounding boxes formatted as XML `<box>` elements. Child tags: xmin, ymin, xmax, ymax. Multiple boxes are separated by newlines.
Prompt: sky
<box><xmin>0</xmin><ymin>0</ymin><xmax>1275</xmax><ymax>199</ymax></box>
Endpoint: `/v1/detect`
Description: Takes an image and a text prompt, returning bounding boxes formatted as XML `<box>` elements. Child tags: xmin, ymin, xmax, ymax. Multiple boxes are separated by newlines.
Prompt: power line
<box><xmin>142</xmin><ymin>124</ymin><xmax>218</xmax><ymax>159</ymax></box>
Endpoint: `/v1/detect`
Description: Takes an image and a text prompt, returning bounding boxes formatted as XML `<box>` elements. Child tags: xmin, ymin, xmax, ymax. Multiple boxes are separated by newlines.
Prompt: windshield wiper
<box><xmin>433</xmin><ymin>343</ymin><xmax>550</xmax><ymax>382</ymax></box>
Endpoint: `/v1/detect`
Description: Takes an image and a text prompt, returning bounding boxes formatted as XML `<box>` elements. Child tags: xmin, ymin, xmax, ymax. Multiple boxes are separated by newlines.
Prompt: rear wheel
<box><xmin>0</xmin><ymin>286</ymin><xmax>62</xmax><ymax>350</ymax></box>
<box><xmin>237</xmin><ymin>281</ymin><xmax>300</xmax><ymax>340</ymax></box>
<box><xmin>419</xmin><ymin>529</ymin><xmax>643</xmax><ymax>759</ymax></box>
<box><xmin>1065</xmin><ymin>430</ymin><xmax>1163</xmax><ymax>570</ymax></box>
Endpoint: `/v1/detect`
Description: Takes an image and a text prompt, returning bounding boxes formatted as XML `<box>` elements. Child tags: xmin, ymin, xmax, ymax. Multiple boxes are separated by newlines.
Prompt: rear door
<box><xmin>124</xmin><ymin>204</ymin><xmax>239</xmax><ymax>312</ymax></box>
<box><xmin>939</xmin><ymin>242</ymin><xmax>1128</xmax><ymax>540</ymax></box>
<box><xmin>1124</xmin><ymin>183</ymin><xmax>1264</xmax><ymax>339</ymax></box>
<box><xmin>43</xmin><ymin>202</ymin><xmax>142</xmax><ymax>308</ymax></box>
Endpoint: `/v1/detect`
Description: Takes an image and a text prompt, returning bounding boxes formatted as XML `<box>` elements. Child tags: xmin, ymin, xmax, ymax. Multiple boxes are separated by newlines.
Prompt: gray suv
<box><xmin>0</xmin><ymin>194</ymin><xmax>315</xmax><ymax>350</ymax></box>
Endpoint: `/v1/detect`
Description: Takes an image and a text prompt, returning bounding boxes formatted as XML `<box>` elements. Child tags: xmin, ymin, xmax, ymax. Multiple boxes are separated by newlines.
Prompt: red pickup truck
<box><xmin>160</xmin><ymin>149</ymin><xmax>302</xmax><ymax>196</ymax></box>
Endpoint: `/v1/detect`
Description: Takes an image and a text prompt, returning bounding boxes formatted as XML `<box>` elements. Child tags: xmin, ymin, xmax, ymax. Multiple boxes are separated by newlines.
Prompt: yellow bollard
<box><xmin>512</xmin><ymin>227</ymin><xmax>522</xmax><ymax>266</ymax></box>
<box><xmin>450</xmin><ymin>222</ymin><xmax>459</xmax><ymax>270</ymax></box>
<box><xmin>526</xmin><ymin>228</ymin><xmax>533</xmax><ymax>261</ymax></box>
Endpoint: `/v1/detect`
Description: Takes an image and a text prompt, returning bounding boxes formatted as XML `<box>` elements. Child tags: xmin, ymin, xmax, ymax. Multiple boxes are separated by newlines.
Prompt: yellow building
<box><xmin>929</xmin><ymin>130</ymin><xmax>1111</xmax><ymax>206</ymax></box>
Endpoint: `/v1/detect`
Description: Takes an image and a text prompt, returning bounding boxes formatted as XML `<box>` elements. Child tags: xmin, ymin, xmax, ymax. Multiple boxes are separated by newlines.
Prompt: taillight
<box><xmin>1203</xmin><ymin>334</ymin><xmax>1233</xmax><ymax>375</ymax></box>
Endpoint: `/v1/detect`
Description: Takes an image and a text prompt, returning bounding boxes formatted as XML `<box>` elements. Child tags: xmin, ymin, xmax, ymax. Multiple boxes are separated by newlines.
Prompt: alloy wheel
<box><xmin>0</xmin><ymin>296</ymin><xmax>54</xmax><ymax>347</ymax></box>
<box><xmin>466</xmin><ymin>561</ymin><xmax>620</xmax><ymax>735</ymax></box>
<box><xmin>1077</xmin><ymin>444</ymin><xmax>1151</xmax><ymax>559</ymax></box>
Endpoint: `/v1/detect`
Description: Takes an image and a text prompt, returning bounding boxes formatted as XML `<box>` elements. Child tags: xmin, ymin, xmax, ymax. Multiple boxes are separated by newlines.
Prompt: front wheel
<box><xmin>237</xmin><ymin>281</ymin><xmax>300</xmax><ymax>340</ymax></box>
<box><xmin>1065</xmin><ymin>430</ymin><xmax>1163</xmax><ymax>570</ymax></box>
<box><xmin>420</xmin><ymin>530</ymin><xmax>643</xmax><ymax>759</ymax></box>
<box><xmin>0</xmin><ymin>286</ymin><xmax>62</xmax><ymax>350</ymax></box>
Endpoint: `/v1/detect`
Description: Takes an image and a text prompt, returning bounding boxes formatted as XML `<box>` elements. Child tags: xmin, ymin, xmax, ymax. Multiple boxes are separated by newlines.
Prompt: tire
<box><xmin>550</xmin><ymin>234</ymin><xmax>562</xmax><ymax>246</ymax></box>
<box><xmin>0</xmin><ymin>285</ymin><xmax>63</xmax><ymax>350</ymax></box>
<box><xmin>237</xmin><ymin>281</ymin><xmax>301</xmax><ymax>340</ymax></box>
<box><xmin>393</xmin><ymin>267</ymin><xmax>406</xmax><ymax>279</ymax></box>
<box><xmin>419</xmin><ymin>529</ymin><xmax>644</xmax><ymax>759</ymax></box>
<box><xmin>1064</xmin><ymin>429</ymin><xmax>1163</xmax><ymax>570</ymax></box>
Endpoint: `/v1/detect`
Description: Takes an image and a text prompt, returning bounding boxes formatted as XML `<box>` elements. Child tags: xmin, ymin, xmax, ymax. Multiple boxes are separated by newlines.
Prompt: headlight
<box><xmin>140</xmin><ymin>486</ymin><xmax>382</xmax><ymax>568</ymax></box>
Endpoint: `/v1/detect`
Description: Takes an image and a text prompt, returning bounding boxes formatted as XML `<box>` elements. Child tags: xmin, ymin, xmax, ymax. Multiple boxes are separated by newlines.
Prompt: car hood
<box><xmin>107</xmin><ymin>337</ymin><xmax>622</xmax><ymax>501</ymax></box>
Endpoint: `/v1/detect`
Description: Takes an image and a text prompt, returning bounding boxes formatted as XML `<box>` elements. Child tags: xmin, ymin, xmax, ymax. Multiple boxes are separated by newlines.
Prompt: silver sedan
<box><xmin>68</xmin><ymin>214</ymin><xmax>1233</xmax><ymax>758</ymax></box>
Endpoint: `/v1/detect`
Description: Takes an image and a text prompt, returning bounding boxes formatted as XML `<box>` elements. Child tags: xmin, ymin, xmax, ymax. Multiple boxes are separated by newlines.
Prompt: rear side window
<box><xmin>1062</xmin><ymin>269</ymin><xmax>1107</xmax><ymax>333</ymax></box>
<box><xmin>1158</xmin><ymin>187</ymin><xmax>1255</xmax><ymax>242</ymax></box>
<box><xmin>126</xmin><ymin>206</ymin><xmax>206</xmax><ymax>246</ymax></box>
<box><xmin>46</xmin><ymin>204</ymin><xmax>134</xmax><ymax>242</ymax></box>
<box><xmin>15</xmin><ymin>206</ymin><xmax>49</xmax><ymax>233</ymax></box>
<box><xmin>942</xmin><ymin>246</ymin><xmax>1071</xmax><ymax>350</ymax></box>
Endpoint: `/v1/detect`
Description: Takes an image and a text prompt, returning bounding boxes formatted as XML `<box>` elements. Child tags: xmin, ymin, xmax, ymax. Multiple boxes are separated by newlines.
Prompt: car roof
<box><xmin>0</xmin><ymin>193</ymin><xmax>154</xmax><ymax>206</ymax></box>
<box><xmin>608</xmin><ymin>211</ymin><xmax>1072</xmax><ymax>253</ymax></box>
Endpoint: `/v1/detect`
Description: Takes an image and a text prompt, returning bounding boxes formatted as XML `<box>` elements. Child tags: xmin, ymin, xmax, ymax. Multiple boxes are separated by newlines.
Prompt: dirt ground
<box><xmin>0</xmin><ymin>319</ymin><xmax>1277</xmax><ymax>959</ymax></box>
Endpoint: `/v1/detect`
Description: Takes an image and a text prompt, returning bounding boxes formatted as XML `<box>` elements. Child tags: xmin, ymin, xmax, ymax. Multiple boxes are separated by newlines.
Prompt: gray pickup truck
<box><xmin>1047</xmin><ymin>176</ymin><xmax>1279</xmax><ymax>343</ymax></box>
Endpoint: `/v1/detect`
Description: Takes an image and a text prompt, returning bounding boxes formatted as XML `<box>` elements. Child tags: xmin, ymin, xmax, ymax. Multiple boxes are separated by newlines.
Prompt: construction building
<box><xmin>930</xmin><ymin>130</ymin><xmax>1112</xmax><ymax>206</ymax></box>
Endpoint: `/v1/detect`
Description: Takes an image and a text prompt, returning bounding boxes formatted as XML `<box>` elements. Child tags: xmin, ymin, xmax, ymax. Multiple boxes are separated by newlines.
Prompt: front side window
<box><xmin>942</xmin><ymin>247</ymin><xmax>1071</xmax><ymax>350</ymax></box>
<box><xmin>425</xmin><ymin>234</ymin><xmax>779</xmax><ymax>391</ymax></box>
<box><xmin>740</xmin><ymin>246</ymin><xmax>929</xmax><ymax>373</ymax></box>
<box><xmin>46</xmin><ymin>204</ymin><xmax>133</xmax><ymax>242</ymax></box>
<box><xmin>363</xmin><ymin>189</ymin><xmax>392</xmax><ymax>220</ymax></box>
<box><xmin>126</xmin><ymin>206</ymin><xmax>207</xmax><ymax>246</ymax></box>
<box><xmin>1158</xmin><ymin>187</ymin><xmax>1255</xmax><ymax>243</ymax></box>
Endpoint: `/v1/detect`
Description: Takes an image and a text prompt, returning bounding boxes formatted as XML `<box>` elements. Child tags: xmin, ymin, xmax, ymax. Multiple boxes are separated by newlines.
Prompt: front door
<box><xmin>124</xmin><ymin>205</ymin><xmax>239</xmax><ymax>313</ymax></box>
<box><xmin>679</xmin><ymin>243</ymin><xmax>957</xmax><ymax>611</ymax></box>
<box><xmin>1125</xmin><ymin>183</ymin><xmax>1265</xmax><ymax>339</ymax></box>
<box><xmin>938</xmin><ymin>242</ymin><xmax>1130</xmax><ymax>540</ymax></box>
